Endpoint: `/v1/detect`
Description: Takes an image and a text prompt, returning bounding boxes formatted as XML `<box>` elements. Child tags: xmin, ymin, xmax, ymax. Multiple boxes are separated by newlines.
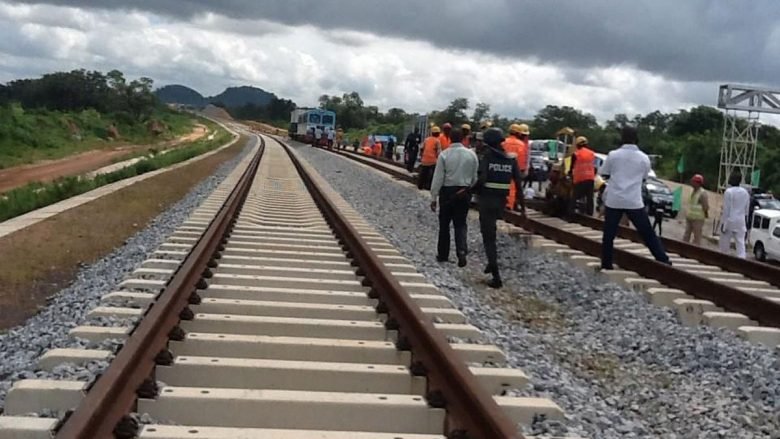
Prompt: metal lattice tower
<box><xmin>716</xmin><ymin>84</ymin><xmax>780</xmax><ymax>190</ymax></box>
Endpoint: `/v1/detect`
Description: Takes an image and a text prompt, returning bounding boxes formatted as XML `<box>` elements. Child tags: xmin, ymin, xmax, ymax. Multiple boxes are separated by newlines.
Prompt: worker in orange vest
<box><xmin>461</xmin><ymin>124</ymin><xmax>472</xmax><ymax>147</ymax></box>
<box><xmin>569</xmin><ymin>136</ymin><xmax>597</xmax><ymax>215</ymax></box>
<box><xmin>372</xmin><ymin>139</ymin><xmax>383</xmax><ymax>157</ymax></box>
<box><xmin>418</xmin><ymin>126</ymin><xmax>442</xmax><ymax>190</ymax></box>
<box><xmin>503</xmin><ymin>123</ymin><xmax>530</xmax><ymax>210</ymax></box>
<box><xmin>440</xmin><ymin>123</ymin><xmax>453</xmax><ymax>151</ymax></box>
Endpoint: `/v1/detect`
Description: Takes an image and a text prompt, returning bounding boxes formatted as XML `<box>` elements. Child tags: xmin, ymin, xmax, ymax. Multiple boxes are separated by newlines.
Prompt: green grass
<box><xmin>0</xmin><ymin>127</ymin><xmax>232</xmax><ymax>222</ymax></box>
<box><xmin>0</xmin><ymin>104</ymin><xmax>196</xmax><ymax>169</ymax></box>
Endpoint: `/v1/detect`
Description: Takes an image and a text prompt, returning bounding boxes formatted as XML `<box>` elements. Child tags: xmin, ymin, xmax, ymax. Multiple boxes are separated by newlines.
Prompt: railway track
<box><xmin>0</xmin><ymin>135</ymin><xmax>576</xmax><ymax>438</ymax></box>
<box><xmin>313</xmin><ymin>145</ymin><xmax>780</xmax><ymax>349</ymax></box>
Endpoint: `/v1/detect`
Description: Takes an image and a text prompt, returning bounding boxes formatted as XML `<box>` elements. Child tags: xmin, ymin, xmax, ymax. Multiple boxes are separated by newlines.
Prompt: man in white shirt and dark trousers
<box><xmin>719</xmin><ymin>172</ymin><xmax>750</xmax><ymax>258</ymax></box>
<box><xmin>430</xmin><ymin>129</ymin><xmax>479</xmax><ymax>267</ymax></box>
<box><xmin>600</xmin><ymin>127</ymin><xmax>671</xmax><ymax>270</ymax></box>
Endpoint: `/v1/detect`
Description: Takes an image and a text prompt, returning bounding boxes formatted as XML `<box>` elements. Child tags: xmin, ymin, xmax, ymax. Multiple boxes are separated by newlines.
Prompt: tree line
<box><xmin>313</xmin><ymin>92</ymin><xmax>779</xmax><ymax>194</ymax></box>
<box><xmin>0</xmin><ymin>69</ymin><xmax>160</xmax><ymax>123</ymax></box>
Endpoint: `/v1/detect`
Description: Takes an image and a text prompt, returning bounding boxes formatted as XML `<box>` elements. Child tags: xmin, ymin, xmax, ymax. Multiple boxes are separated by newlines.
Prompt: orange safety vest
<box><xmin>421</xmin><ymin>136</ymin><xmax>440</xmax><ymax>165</ymax></box>
<box><xmin>363</xmin><ymin>145</ymin><xmax>373</xmax><ymax>155</ymax></box>
<box><xmin>502</xmin><ymin>136</ymin><xmax>528</xmax><ymax>171</ymax></box>
<box><xmin>373</xmin><ymin>142</ymin><xmax>383</xmax><ymax>157</ymax></box>
<box><xmin>572</xmin><ymin>147</ymin><xmax>596</xmax><ymax>183</ymax></box>
<box><xmin>440</xmin><ymin>134</ymin><xmax>452</xmax><ymax>151</ymax></box>
<box><xmin>462</xmin><ymin>136</ymin><xmax>471</xmax><ymax>147</ymax></box>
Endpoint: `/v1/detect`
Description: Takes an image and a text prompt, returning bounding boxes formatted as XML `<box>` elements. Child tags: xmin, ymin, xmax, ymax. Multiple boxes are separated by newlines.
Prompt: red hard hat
<box><xmin>442</xmin><ymin>123</ymin><xmax>452</xmax><ymax>129</ymax></box>
<box><xmin>691</xmin><ymin>174</ymin><xmax>704</xmax><ymax>184</ymax></box>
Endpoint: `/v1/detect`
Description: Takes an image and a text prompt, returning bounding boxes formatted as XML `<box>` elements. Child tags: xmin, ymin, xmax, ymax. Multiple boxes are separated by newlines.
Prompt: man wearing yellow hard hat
<box><xmin>461</xmin><ymin>123</ymin><xmax>472</xmax><ymax>147</ymax></box>
<box><xmin>503</xmin><ymin>123</ymin><xmax>530</xmax><ymax>210</ymax></box>
<box><xmin>569</xmin><ymin>136</ymin><xmax>597</xmax><ymax>215</ymax></box>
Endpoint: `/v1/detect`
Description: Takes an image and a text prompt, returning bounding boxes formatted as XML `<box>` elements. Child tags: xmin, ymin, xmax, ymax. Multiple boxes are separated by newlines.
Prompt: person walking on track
<box><xmin>569</xmin><ymin>136</ymin><xmax>597</xmax><ymax>215</ymax></box>
<box><xmin>599</xmin><ymin>126</ymin><xmax>670</xmax><ymax>270</ymax></box>
<box><xmin>682</xmin><ymin>174</ymin><xmax>709</xmax><ymax>245</ymax></box>
<box><xmin>475</xmin><ymin>127</ymin><xmax>525</xmax><ymax>288</ymax></box>
<box><xmin>430</xmin><ymin>128</ymin><xmax>479</xmax><ymax>267</ymax></box>
<box><xmin>502</xmin><ymin>124</ymin><xmax>530</xmax><ymax>210</ymax></box>
<box><xmin>719</xmin><ymin>172</ymin><xmax>750</xmax><ymax>258</ymax></box>
<box><xmin>418</xmin><ymin>126</ymin><xmax>442</xmax><ymax>190</ymax></box>
<box><xmin>404</xmin><ymin>128</ymin><xmax>422</xmax><ymax>173</ymax></box>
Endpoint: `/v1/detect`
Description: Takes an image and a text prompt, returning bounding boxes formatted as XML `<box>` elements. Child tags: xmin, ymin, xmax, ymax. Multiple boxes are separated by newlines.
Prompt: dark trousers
<box><xmin>405</xmin><ymin>147</ymin><xmax>418</xmax><ymax>173</ymax></box>
<box><xmin>601</xmin><ymin>206</ymin><xmax>670</xmax><ymax>269</ymax></box>
<box><xmin>479</xmin><ymin>199</ymin><xmax>504</xmax><ymax>278</ymax></box>
<box><xmin>418</xmin><ymin>164</ymin><xmax>435</xmax><ymax>190</ymax></box>
<box><xmin>437</xmin><ymin>187</ymin><xmax>470</xmax><ymax>259</ymax></box>
<box><xmin>574</xmin><ymin>180</ymin><xmax>595</xmax><ymax>215</ymax></box>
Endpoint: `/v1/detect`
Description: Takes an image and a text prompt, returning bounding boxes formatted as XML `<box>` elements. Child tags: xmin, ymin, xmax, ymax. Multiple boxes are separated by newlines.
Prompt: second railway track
<box><xmin>0</xmin><ymin>134</ymin><xmax>575</xmax><ymax>438</ymax></box>
<box><xmin>312</xmin><ymin>145</ymin><xmax>780</xmax><ymax>348</ymax></box>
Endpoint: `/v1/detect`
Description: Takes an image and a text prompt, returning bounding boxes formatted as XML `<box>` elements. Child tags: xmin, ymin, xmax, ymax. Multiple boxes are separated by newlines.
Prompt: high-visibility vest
<box><xmin>502</xmin><ymin>136</ymin><xmax>528</xmax><ymax>171</ymax></box>
<box><xmin>687</xmin><ymin>190</ymin><xmax>706</xmax><ymax>220</ymax></box>
<box><xmin>363</xmin><ymin>146</ymin><xmax>372</xmax><ymax>155</ymax></box>
<box><xmin>373</xmin><ymin>142</ymin><xmax>382</xmax><ymax>156</ymax></box>
<box><xmin>421</xmin><ymin>137</ymin><xmax>440</xmax><ymax>165</ymax></box>
<box><xmin>440</xmin><ymin>135</ymin><xmax>452</xmax><ymax>151</ymax></box>
<box><xmin>572</xmin><ymin>147</ymin><xmax>596</xmax><ymax>183</ymax></box>
<box><xmin>462</xmin><ymin>136</ymin><xmax>471</xmax><ymax>147</ymax></box>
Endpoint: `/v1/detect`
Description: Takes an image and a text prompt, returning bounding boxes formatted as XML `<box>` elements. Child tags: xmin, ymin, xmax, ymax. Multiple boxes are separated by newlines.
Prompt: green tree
<box><xmin>532</xmin><ymin>105</ymin><xmax>599</xmax><ymax>139</ymax></box>
<box><xmin>433</xmin><ymin>97</ymin><xmax>469</xmax><ymax>127</ymax></box>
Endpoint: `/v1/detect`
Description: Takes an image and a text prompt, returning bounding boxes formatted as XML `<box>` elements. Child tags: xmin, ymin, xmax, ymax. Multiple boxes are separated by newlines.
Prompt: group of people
<box><xmin>411</xmin><ymin>122</ymin><xmax>529</xmax><ymax>288</ymax></box>
<box><xmin>310</xmin><ymin>126</ymin><xmax>345</xmax><ymax>150</ymax></box>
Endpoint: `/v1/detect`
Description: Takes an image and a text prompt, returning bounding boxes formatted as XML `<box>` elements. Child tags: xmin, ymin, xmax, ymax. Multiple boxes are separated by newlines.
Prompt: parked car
<box><xmin>528</xmin><ymin>152</ymin><xmax>549</xmax><ymax>181</ymax></box>
<box><xmin>749</xmin><ymin>209</ymin><xmax>780</xmax><ymax>262</ymax></box>
<box><xmin>643</xmin><ymin>177</ymin><xmax>678</xmax><ymax>218</ymax></box>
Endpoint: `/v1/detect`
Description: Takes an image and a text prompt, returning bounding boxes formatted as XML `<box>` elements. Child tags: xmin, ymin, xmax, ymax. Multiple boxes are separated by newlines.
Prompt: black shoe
<box><xmin>487</xmin><ymin>278</ymin><xmax>503</xmax><ymax>289</ymax></box>
<box><xmin>457</xmin><ymin>255</ymin><xmax>467</xmax><ymax>267</ymax></box>
<box><xmin>436</xmin><ymin>256</ymin><xmax>450</xmax><ymax>263</ymax></box>
<box><xmin>483</xmin><ymin>264</ymin><xmax>493</xmax><ymax>274</ymax></box>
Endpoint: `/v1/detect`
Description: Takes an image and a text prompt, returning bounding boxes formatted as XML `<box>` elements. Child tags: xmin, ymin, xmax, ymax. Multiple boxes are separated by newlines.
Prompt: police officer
<box><xmin>475</xmin><ymin>127</ymin><xmax>526</xmax><ymax>288</ymax></box>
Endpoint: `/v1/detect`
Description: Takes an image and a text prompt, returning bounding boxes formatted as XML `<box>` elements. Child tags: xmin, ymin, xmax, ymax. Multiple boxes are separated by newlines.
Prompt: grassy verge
<box><xmin>0</xmin><ymin>104</ymin><xmax>196</xmax><ymax>168</ymax></box>
<box><xmin>0</xmin><ymin>127</ymin><xmax>232</xmax><ymax>222</ymax></box>
<box><xmin>0</xmin><ymin>136</ymin><xmax>248</xmax><ymax>328</ymax></box>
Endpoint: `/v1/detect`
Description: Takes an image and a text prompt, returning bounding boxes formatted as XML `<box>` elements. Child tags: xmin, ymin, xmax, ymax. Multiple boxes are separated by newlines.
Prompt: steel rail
<box><xmin>321</xmin><ymin>146</ymin><xmax>780</xmax><ymax>289</ymax></box>
<box><xmin>563</xmin><ymin>210</ymin><xmax>780</xmax><ymax>288</ymax></box>
<box><xmin>316</xmin><ymin>145</ymin><xmax>780</xmax><ymax>327</ymax></box>
<box><xmin>55</xmin><ymin>135</ymin><xmax>265</xmax><ymax>439</ymax></box>
<box><xmin>502</xmin><ymin>210</ymin><xmax>780</xmax><ymax>327</ymax></box>
<box><xmin>275</xmin><ymin>137</ymin><xmax>522</xmax><ymax>439</ymax></box>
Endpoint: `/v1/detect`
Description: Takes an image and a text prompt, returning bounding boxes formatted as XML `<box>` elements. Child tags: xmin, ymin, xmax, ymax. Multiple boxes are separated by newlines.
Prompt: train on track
<box><xmin>289</xmin><ymin>108</ymin><xmax>336</xmax><ymax>144</ymax></box>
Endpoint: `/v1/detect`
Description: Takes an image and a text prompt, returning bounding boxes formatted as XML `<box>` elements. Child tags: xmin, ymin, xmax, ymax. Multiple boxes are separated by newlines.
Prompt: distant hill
<box><xmin>210</xmin><ymin>86</ymin><xmax>273</xmax><ymax>108</ymax></box>
<box><xmin>156</xmin><ymin>85</ymin><xmax>273</xmax><ymax>108</ymax></box>
<box><xmin>156</xmin><ymin>85</ymin><xmax>206</xmax><ymax>107</ymax></box>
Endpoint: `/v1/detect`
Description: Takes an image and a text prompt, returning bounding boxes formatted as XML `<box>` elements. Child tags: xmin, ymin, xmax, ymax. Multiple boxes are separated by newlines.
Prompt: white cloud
<box><xmin>0</xmin><ymin>1</ymin><xmax>730</xmax><ymax>123</ymax></box>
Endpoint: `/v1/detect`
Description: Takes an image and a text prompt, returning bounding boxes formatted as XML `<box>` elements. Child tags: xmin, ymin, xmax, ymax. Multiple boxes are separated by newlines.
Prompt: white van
<box><xmin>749</xmin><ymin>209</ymin><xmax>780</xmax><ymax>262</ymax></box>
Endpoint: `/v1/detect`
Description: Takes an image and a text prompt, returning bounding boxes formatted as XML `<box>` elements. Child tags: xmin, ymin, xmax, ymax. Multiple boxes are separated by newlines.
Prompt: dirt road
<box><xmin>0</xmin><ymin>124</ymin><xmax>208</xmax><ymax>193</ymax></box>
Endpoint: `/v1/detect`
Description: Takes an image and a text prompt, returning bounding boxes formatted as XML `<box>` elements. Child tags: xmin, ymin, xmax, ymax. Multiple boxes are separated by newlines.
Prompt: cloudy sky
<box><xmin>2</xmin><ymin>1</ymin><xmax>780</xmax><ymax>121</ymax></box>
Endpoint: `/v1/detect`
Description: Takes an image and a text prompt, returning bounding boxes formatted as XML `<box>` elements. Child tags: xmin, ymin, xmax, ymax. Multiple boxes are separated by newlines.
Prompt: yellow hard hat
<box><xmin>461</xmin><ymin>123</ymin><xmax>471</xmax><ymax>131</ymax></box>
<box><xmin>576</xmin><ymin>136</ymin><xmax>589</xmax><ymax>146</ymax></box>
<box><xmin>517</xmin><ymin>123</ymin><xmax>530</xmax><ymax>135</ymax></box>
<box><xmin>509</xmin><ymin>123</ymin><xmax>523</xmax><ymax>135</ymax></box>
<box><xmin>479</xmin><ymin>120</ymin><xmax>493</xmax><ymax>130</ymax></box>
<box><xmin>431</xmin><ymin>126</ymin><xmax>441</xmax><ymax>134</ymax></box>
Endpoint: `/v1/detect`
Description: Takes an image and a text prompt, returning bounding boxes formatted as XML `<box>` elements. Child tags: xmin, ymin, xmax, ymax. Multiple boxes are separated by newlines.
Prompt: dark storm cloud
<box><xmin>8</xmin><ymin>0</ymin><xmax>780</xmax><ymax>85</ymax></box>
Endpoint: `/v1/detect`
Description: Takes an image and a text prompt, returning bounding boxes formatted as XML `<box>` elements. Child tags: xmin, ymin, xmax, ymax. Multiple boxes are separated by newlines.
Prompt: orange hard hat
<box><xmin>691</xmin><ymin>174</ymin><xmax>704</xmax><ymax>184</ymax></box>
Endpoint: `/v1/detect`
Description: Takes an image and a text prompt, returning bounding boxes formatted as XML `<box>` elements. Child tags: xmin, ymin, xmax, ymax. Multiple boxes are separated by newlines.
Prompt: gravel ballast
<box><xmin>295</xmin><ymin>144</ymin><xmax>780</xmax><ymax>439</ymax></box>
<box><xmin>0</xmin><ymin>139</ymin><xmax>256</xmax><ymax>410</ymax></box>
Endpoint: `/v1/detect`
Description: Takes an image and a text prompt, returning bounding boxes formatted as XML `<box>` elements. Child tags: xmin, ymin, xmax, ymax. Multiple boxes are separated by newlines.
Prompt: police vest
<box><xmin>483</xmin><ymin>151</ymin><xmax>515</xmax><ymax>197</ymax></box>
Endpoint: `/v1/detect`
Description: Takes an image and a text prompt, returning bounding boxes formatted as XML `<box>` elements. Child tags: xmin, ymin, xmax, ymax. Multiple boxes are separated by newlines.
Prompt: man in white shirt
<box><xmin>719</xmin><ymin>172</ymin><xmax>750</xmax><ymax>258</ymax></box>
<box><xmin>326</xmin><ymin>127</ymin><xmax>335</xmax><ymax>150</ymax></box>
<box><xmin>599</xmin><ymin>126</ymin><xmax>670</xmax><ymax>269</ymax></box>
<box><xmin>430</xmin><ymin>128</ymin><xmax>479</xmax><ymax>267</ymax></box>
<box><xmin>314</xmin><ymin>127</ymin><xmax>323</xmax><ymax>146</ymax></box>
